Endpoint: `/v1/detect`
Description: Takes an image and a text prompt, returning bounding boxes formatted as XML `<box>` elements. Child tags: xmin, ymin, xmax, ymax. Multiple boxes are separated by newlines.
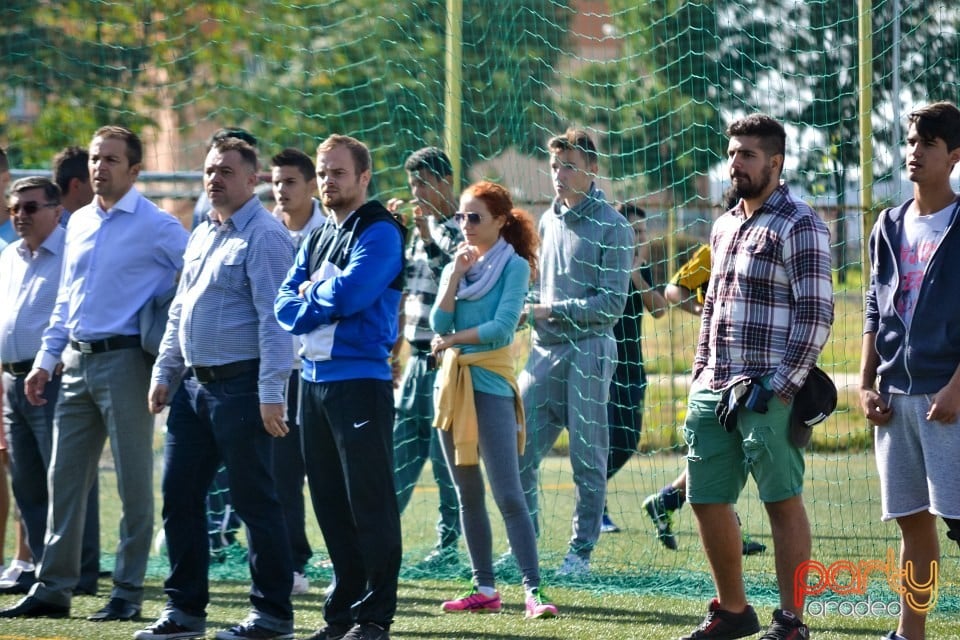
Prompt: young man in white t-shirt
<box><xmin>861</xmin><ymin>101</ymin><xmax>960</xmax><ymax>640</ymax></box>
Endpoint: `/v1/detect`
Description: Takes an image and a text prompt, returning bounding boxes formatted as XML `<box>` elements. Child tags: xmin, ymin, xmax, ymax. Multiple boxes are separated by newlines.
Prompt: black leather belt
<box><xmin>192</xmin><ymin>359</ymin><xmax>259</xmax><ymax>384</ymax></box>
<box><xmin>70</xmin><ymin>335</ymin><xmax>141</xmax><ymax>355</ymax></box>
<box><xmin>1</xmin><ymin>359</ymin><xmax>34</xmax><ymax>376</ymax></box>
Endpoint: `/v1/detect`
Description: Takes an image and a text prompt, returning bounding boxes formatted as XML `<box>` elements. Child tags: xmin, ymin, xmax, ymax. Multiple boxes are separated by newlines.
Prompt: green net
<box><xmin>3</xmin><ymin>0</ymin><xmax>960</xmax><ymax>617</ymax></box>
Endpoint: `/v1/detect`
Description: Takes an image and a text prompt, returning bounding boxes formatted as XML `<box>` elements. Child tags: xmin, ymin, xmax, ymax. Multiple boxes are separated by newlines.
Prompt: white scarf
<box><xmin>456</xmin><ymin>237</ymin><xmax>516</xmax><ymax>301</ymax></box>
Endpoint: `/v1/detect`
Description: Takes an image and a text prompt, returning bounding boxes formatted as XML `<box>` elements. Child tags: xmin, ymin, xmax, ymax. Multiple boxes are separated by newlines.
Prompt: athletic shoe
<box><xmin>342</xmin><ymin>622</ymin><xmax>390</xmax><ymax>640</ymax></box>
<box><xmin>680</xmin><ymin>598</ymin><xmax>760</xmax><ymax>640</ymax></box>
<box><xmin>600</xmin><ymin>513</ymin><xmax>621</xmax><ymax>533</ymax></box>
<box><xmin>134</xmin><ymin>618</ymin><xmax>205</xmax><ymax>640</ymax></box>
<box><xmin>215</xmin><ymin>619</ymin><xmax>294</xmax><ymax>640</ymax></box>
<box><xmin>741</xmin><ymin>536</ymin><xmax>767</xmax><ymax>556</ymax></box>
<box><xmin>416</xmin><ymin>546</ymin><xmax>459</xmax><ymax>569</ymax></box>
<box><xmin>291</xmin><ymin>571</ymin><xmax>310</xmax><ymax>595</ymax></box>
<box><xmin>643</xmin><ymin>492</ymin><xmax>678</xmax><ymax>550</ymax></box>
<box><xmin>441</xmin><ymin>586</ymin><xmax>502</xmax><ymax>613</ymax></box>
<box><xmin>301</xmin><ymin>623</ymin><xmax>351</xmax><ymax>640</ymax></box>
<box><xmin>881</xmin><ymin>633</ymin><xmax>908</xmax><ymax>640</ymax></box>
<box><xmin>555</xmin><ymin>552</ymin><xmax>590</xmax><ymax>578</ymax></box>
<box><xmin>525</xmin><ymin>588</ymin><xmax>558</xmax><ymax>619</ymax></box>
<box><xmin>759</xmin><ymin>609</ymin><xmax>809</xmax><ymax>640</ymax></box>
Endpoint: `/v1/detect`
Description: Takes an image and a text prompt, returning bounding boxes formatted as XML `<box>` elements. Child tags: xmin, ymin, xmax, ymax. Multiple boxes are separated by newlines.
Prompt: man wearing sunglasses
<box><xmin>0</xmin><ymin>177</ymin><xmax>103</xmax><ymax>599</ymax></box>
<box><xmin>517</xmin><ymin>128</ymin><xmax>633</xmax><ymax>578</ymax></box>
<box><xmin>1</xmin><ymin>126</ymin><xmax>189</xmax><ymax>622</ymax></box>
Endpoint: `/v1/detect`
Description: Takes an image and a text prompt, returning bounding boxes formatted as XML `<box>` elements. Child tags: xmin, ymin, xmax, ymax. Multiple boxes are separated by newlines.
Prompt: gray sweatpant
<box><xmin>518</xmin><ymin>336</ymin><xmax>616</xmax><ymax>558</ymax></box>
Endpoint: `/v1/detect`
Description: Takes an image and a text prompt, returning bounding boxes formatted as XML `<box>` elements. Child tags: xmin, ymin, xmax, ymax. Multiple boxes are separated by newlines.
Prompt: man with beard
<box><xmin>679</xmin><ymin>114</ymin><xmax>833</xmax><ymax>640</ymax></box>
<box><xmin>275</xmin><ymin>135</ymin><xmax>405</xmax><ymax>640</ymax></box>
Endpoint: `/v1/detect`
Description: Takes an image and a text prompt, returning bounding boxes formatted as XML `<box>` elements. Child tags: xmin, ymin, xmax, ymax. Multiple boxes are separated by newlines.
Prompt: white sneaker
<box><xmin>555</xmin><ymin>552</ymin><xmax>590</xmax><ymax>578</ymax></box>
<box><xmin>0</xmin><ymin>560</ymin><xmax>34</xmax><ymax>588</ymax></box>
<box><xmin>291</xmin><ymin>571</ymin><xmax>310</xmax><ymax>595</ymax></box>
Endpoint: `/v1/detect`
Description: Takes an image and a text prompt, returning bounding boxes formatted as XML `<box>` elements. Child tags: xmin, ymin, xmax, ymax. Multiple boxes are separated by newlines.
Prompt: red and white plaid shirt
<box><xmin>693</xmin><ymin>184</ymin><xmax>834</xmax><ymax>401</ymax></box>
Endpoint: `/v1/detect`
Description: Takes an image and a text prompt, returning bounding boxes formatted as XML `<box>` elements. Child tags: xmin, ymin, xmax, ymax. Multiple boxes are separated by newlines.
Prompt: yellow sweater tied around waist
<box><xmin>432</xmin><ymin>345</ymin><xmax>526</xmax><ymax>466</ymax></box>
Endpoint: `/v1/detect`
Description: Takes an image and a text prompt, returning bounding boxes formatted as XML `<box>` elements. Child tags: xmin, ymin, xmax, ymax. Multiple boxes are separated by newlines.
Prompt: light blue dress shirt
<box><xmin>35</xmin><ymin>187</ymin><xmax>189</xmax><ymax>373</ymax></box>
<box><xmin>0</xmin><ymin>226</ymin><xmax>66</xmax><ymax>363</ymax></box>
<box><xmin>153</xmin><ymin>196</ymin><xmax>295</xmax><ymax>404</ymax></box>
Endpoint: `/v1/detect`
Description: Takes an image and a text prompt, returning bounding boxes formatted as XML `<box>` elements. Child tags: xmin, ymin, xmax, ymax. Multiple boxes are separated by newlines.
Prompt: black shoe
<box><xmin>0</xmin><ymin>570</ymin><xmax>35</xmax><ymax>595</ymax></box>
<box><xmin>680</xmin><ymin>598</ymin><xmax>760</xmax><ymax>640</ymax></box>
<box><xmin>0</xmin><ymin>595</ymin><xmax>70</xmax><ymax>619</ymax></box>
<box><xmin>342</xmin><ymin>623</ymin><xmax>390</xmax><ymax>640</ymax></box>
<box><xmin>759</xmin><ymin>609</ymin><xmax>809</xmax><ymax>640</ymax></box>
<box><xmin>301</xmin><ymin>624</ymin><xmax>351</xmax><ymax>640</ymax></box>
<box><xmin>741</xmin><ymin>538</ymin><xmax>767</xmax><ymax>556</ymax></box>
<box><xmin>135</xmin><ymin>617</ymin><xmax>206</xmax><ymax>640</ymax></box>
<box><xmin>87</xmin><ymin>596</ymin><xmax>142</xmax><ymax>621</ymax></box>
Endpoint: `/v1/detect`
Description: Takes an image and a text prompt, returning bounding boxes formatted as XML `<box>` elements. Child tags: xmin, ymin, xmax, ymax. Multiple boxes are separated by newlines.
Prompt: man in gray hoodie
<box><xmin>517</xmin><ymin>128</ymin><xmax>633</xmax><ymax>577</ymax></box>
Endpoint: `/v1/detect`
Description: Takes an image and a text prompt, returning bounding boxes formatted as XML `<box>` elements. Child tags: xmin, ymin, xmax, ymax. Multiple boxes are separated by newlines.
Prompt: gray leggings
<box><xmin>438</xmin><ymin>390</ymin><xmax>541</xmax><ymax>590</ymax></box>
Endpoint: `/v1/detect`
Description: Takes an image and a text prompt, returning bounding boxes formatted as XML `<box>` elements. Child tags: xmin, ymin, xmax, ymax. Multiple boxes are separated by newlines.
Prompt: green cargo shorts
<box><xmin>683</xmin><ymin>381</ymin><xmax>805</xmax><ymax>504</ymax></box>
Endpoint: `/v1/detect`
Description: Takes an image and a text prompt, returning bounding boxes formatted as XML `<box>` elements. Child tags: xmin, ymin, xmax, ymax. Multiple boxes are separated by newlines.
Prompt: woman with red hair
<box><xmin>430</xmin><ymin>181</ymin><xmax>557</xmax><ymax>619</ymax></box>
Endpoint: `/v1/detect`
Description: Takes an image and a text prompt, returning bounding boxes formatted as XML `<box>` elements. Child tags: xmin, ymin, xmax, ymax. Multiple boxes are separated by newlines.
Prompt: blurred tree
<box><xmin>1</xmin><ymin>0</ymin><xmax>569</xmax><ymax>198</ymax></box>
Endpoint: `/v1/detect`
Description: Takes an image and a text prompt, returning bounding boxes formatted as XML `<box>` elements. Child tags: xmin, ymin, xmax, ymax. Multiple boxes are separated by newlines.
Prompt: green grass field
<box><xmin>4</xmin><ymin>267</ymin><xmax>957</xmax><ymax>639</ymax></box>
<box><xmin>2</xmin><ymin>447</ymin><xmax>957</xmax><ymax>640</ymax></box>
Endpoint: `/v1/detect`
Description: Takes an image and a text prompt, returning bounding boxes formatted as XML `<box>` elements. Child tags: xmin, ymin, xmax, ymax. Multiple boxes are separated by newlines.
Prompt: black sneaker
<box><xmin>643</xmin><ymin>492</ymin><xmax>678</xmax><ymax>550</ymax></box>
<box><xmin>342</xmin><ymin>622</ymin><xmax>390</xmax><ymax>640</ymax></box>
<box><xmin>134</xmin><ymin>618</ymin><xmax>205</xmax><ymax>640</ymax></box>
<box><xmin>302</xmin><ymin>624</ymin><xmax>351</xmax><ymax>640</ymax></box>
<box><xmin>759</xmin><ymin>609</ymin><xmax>809</xmax><ymax>640</ymax></box>
<box><xmin>680</xmin><ymin>598</ymin><xmax>760</xmax><ymax>640</ymax></box>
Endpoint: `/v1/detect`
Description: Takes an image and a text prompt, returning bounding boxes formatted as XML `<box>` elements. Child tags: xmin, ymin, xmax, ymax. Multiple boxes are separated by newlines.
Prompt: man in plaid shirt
<box><xmin>680</xmin><ymin>115</ymin><xmax>833</xmax><ymax>640</ymax></box>
<box><xmin>387</xmin><ymin>147</ymin><xmax>463</xmax><ymax>567</ymax></box>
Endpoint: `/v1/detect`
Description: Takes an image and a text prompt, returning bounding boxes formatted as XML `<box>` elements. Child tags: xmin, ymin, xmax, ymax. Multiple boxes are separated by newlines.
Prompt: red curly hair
<box><xmin>462</xmin><ymin>181</ymin><xmax>539</xmax><ymax>281</ymax></box>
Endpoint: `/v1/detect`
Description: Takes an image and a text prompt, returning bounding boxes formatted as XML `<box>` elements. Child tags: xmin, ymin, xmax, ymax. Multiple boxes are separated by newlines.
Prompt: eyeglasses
<box><xmin>8</xmin><ymin>201</ymin><xmax>58</xmax><ymax>216</ymax></box>
<box><xmin>454</xmin><ymin>211</ymin><xmax>483</xmax><ymax>225</ymax></box>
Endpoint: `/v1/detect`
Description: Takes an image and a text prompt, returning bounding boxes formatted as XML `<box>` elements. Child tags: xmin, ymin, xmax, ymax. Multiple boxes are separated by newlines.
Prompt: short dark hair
<box><xmin>93</xmin><ymin>125</ymin><xmax>143</xmax><ymax>166</ymax></box>
<box><xmin>617</xmin><ymin>202</ymin><xmax>646</xmax><ymax>220</ymax></box>
<box><xmin>725</xmin><ymin>114</ymin><xmax>786</xmax><ymax>159</ymax></box>
<box><xmin>10</xmin><ymin>176</ymin><xmax>61</xmax><ymax>203</ymax></box>
<box><xmin>908</xmin><ymin>101</ymin><xmax>960</xmax><ymax>151</ymax></box>
<box><xmin>210</xmin><ymin>137</ymin><xmax>259</xmax><ymax>172</ymax></box>
<box><xmin>52</xmin><ymin>146</ymin><xmax>90</xmax><ymax>193</ymax></box>
<box><xmin>211</xmin><ymin>127</ymin><xmax>258</xmax><ymax>148</ymax></box>
<box><xmin>317</xmin><ymin>134</ymin><xmax>371</xmax><ymax>176</ymax></box>
<box><xmin>271</xmin><ymin>148</ymin><xmax>316</xmax><ymax>182</ymax></box>
<box><xmin>404</xmin><ymin>146</ymin><xmax>453</xmax><ymax>180</ymax></box>
<box><xmin>548</xmin><ymin>128</ymin><xmax>599</xmax><ymax>165</ymax></box>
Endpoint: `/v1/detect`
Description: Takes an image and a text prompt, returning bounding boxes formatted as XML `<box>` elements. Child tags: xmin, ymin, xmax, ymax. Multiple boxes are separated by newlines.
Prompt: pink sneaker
<box><xmin>525</xmin><ymin>588</ymin><xmax>558</xmax><ymax>619</ymax></box>
<box><xmin>441</xmin><ymin>587</ymin><xmax>502</xmax><ymax>613</ymax></box>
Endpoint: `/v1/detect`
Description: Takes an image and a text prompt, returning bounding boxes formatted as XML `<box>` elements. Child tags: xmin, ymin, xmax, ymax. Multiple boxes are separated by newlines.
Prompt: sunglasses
<box><xmin>9</xmin><ymin>201</ymin><xmax>58</xmax><ymax>216</ymax></box>
<box><xmin>453</xmin><ymin>211</ymin><xmax>483</xmax><ymax>225</ymax></box>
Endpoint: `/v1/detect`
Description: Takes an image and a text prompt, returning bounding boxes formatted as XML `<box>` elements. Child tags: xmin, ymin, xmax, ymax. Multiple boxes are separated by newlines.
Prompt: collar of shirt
<box><xmin>95</xmin><ymin>186</ymin><xmax>141</xmax><ymax>217</ymax></box>
<box><xmin>213</xmin><ymin>195</ymin><xmax>262</xmax><ymax>233</ymax></box>
<box><xmin>16</xmin><ymin>225</ymin><xmax>65</xmax><ymax>260</ymax></box>
<box><xmin>731</xmin><ymin>183</ymin><xmax>792</xmax><ymax>221</ymax></box>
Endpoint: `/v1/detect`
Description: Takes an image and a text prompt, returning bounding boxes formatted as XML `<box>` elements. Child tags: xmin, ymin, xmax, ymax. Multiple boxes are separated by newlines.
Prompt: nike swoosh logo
<box><xmin>353</xmin><ymin>420</ymin><xmax>370</xmax><ymax>429</ymax></box>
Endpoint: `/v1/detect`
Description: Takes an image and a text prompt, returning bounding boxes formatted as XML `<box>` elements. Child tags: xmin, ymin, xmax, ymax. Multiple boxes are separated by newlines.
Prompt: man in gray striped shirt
<box><xmin>141</xmin><ymin>137</ymin><xmax>296</xmax><ymax>640</ymax></box>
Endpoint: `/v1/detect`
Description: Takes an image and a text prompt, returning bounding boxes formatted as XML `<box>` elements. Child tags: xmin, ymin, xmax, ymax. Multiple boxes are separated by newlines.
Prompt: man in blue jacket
<box><xmin>861</xmin><ymin>101</ymin><xmax>960</xmax><ymax>640</ymax></box>
<box><xmin>275</xmin><ymin>134</ymin><xmax>405</xmax><ymax>640</ymax></box>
